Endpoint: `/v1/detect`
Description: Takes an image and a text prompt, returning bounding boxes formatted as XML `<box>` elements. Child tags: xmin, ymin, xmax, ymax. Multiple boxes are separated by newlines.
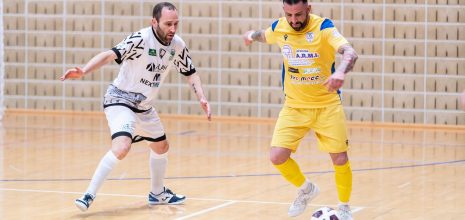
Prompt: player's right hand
<box><xmin>323</xmin><ymin>72</ymin><xmax>345</xmax><ymax>92</ymax></box>
<box><xmin>60</xmin><ymin>67</ymin><xmax>85</xmax><ymax>81</ymax></box>
<box><xmin>200</xmin><ymin>98</ymin><xmax>212</xmax><ymax>121</ymax></box>
<box><xmin>243</xmin><ymin>30</ymin><xmax>254</xmax><ymax>46</ymax></box>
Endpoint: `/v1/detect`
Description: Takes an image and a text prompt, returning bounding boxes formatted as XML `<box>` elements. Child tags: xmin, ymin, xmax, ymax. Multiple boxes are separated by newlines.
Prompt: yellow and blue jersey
<box><xmin>265</xmin><ymin>14</ymin><xmax>349</xmax><ymax>108</ymax></box>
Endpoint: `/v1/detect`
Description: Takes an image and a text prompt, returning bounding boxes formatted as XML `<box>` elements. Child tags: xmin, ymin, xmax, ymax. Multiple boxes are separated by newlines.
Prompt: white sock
<box><xmin>150</xmin><ymin>150</ymin><xmax>167</xmax><ymax>195</ymax></box>
<box><xmin>299</xmin><ymin>179</ymin><xmax>311</xmax><ymax>193</ymax></box>
<box><xmin>86</xmin><ymin>150</ymin><xmax>119</xmax><ymax>196</ymax></box>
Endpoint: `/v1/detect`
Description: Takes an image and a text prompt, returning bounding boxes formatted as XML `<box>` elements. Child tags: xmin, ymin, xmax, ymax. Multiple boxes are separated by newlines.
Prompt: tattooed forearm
<box><xmin>336</xmin><ymin>44</ymin><xmax>358</xmax><ymax>74</ymax></box>
<box><xmin>191</xmin><ymin>83</ymin><xmax>198</xmax><ymax>94</ymax></box>
<box><xmin>251</xmin><ymin>30</ymin><xmax>267</xmax><ymax>43</ymax></box>
<box><xmin>187</xmin><ymin>73</ymin><xmax>207</xmax><ymax>101</ymax></box>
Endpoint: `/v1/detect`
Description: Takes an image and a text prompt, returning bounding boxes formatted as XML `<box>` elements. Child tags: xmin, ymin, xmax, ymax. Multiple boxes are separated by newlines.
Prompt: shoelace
<box><xmin>84</xmin><ymin>194</ymin><xmax>93</xmax><ymax>202</ymax></box>
<box><xmin>292</xmin><ymin>192</ymin><xmax>307</xmax><ymax>206</ymax></box>
<box><xmin>165</xmin><ymin>188</ymin><xmax>174</xmax><ymax>195</ymax></box>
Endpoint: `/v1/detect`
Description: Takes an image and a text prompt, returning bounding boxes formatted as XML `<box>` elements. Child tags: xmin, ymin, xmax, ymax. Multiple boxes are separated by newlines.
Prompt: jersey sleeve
<box><xmin>111</xmin><ymin>31</ymin><xmax>145</xmax><ymax>64</ymax></box>
<box><xmin>264</xmin><ymin>19</ymin><xmax>280</xmax><ymax>44</ymax></box>
<box><xmin>320</xmin><ymin>19</ymin><xmax>349</xmax><ymax>51</ymax></box>
<box><xmin>326</xmin><ymin>28</ymin><xmax>349</xmax><ymax>51</ymax></box>
<box><xmin>172</xmin><ymin>38</ymin><xmax>196</xmax><ymax>76</ymax></box>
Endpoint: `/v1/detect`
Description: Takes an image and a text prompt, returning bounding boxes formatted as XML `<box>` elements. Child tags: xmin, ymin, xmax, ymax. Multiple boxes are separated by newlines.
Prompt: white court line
<box><xmin>8</xmin><ymin>165</ymin><xmax>22</xmax><ymax>173</ymax></box>
<box><xmin>397</xmin><ymin>182</ymin><xmax>411</xmax><ymax>188</ymax></box>
<box><xmin>0</xmin><ymin>188</ymin><xmax>366</xmax><ymax>214</ymax></box>
<box><xmin>175</xmin><ymin>201</ymin><xmax>237</xmax><ymax>220</ymax></box>
<box><xmin>351</xmin><ymin>206</ymin><xmax>364</xmax><ymax>213</ymax></box>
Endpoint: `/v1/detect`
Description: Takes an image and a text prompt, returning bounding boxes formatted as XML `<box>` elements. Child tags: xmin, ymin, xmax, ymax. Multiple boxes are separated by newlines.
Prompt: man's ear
<box><xmin>151</xmin><ymin>18</ymin><xmax>158</xmax><ymax>26</ymax></box>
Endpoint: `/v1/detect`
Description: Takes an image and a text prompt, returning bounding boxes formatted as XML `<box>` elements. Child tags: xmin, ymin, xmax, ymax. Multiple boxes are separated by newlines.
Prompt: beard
<box><xmin>289</xmin><ymin>16</ymin><xmax>309</xmax><ymax>31</ymax></box>
<box><xmin>155</xmin><ymin>26</ymin><xmax>173</xmax><ymax>44</ymax></box>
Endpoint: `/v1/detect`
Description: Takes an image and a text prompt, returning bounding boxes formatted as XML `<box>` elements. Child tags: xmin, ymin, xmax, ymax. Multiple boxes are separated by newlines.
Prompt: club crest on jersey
<box><xmin>284</xmin><ymin>34</ymin><xmax>288</xmax><ymax>41</ymax></box>
<box><xmin>306</xmin><ymin>32</ymin><xmax>314</xmax><ymax>43</ymax></box>
<box><xmin>169</xmin><ymin>49</ymin><xmax>175</xmax><ymax>61</ymax></box>
<box><xmin>148</xmin><ymin>49</ymin><xmax>157</xmax><ymax>56</ymax></box>
<box><xmin>159</xmin><ymin>48</ymin><xmax>166</xmax><ymax>59</ymax></box>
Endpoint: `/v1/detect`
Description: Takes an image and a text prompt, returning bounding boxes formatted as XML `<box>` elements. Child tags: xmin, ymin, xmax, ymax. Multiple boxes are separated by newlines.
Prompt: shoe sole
<box><xmin>148</xmin><ymin>198</ymin><xmax>186</xmax><ymax>205</ymax></box>
<box><xmin>75</xmin><ymin>200</ymin><xmax>88</xmax><ymax>212</ymax></box>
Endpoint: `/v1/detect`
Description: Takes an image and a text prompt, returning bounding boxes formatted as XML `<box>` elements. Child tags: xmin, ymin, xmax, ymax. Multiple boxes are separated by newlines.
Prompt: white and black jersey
<box><xmin>105</xmin><ymin>27</ymin><xmax>196</xmax><ymax>111</ymax></box>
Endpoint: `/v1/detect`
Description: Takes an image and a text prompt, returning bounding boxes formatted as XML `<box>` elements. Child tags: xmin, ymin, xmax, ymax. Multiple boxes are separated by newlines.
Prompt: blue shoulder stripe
<box><xmin>271</xmin><ymin>20</ymin><xmax>279</xmax><ymax>32</ymax></box>
<box><xmin>320</xmin><ymin>19</ymin><xmax>334</xmax><ymax>31</ymax></box>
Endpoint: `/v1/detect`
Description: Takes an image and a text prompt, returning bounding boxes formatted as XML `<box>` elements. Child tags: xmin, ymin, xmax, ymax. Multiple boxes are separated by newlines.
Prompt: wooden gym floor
<box><xmin>0</xmin><ymin>111</ymin><xmax>464</xmax><ymax>219</ymax></box>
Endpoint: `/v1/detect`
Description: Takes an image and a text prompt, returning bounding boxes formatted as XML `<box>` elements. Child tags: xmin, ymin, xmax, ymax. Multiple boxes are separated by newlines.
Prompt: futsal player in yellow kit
<box><xmin>242</xmin><ymin>0</ymin><xmax>358</xmax><ymax>219</ymax></box>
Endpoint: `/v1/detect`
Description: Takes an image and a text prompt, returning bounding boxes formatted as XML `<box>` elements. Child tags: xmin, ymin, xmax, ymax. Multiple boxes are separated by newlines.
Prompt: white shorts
<box><xmin>103</xmin><ymin>85</ymin><xmax>165</xmax><ymax>142</ymax></box>
<box><xmin>104</xmin><ymin>105</ymin><xmax>166</xmax><ymax>142</ymax></box>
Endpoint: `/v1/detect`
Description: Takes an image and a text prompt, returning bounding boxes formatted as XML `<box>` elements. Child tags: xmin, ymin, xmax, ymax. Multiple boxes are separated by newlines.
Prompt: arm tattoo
<box><xmin>251</xmin><ymin>30</ymin><xmax>266</xmax><ymax>43</ymax></box>
<box><xmin>191</xmin><ymin>83</ymin><xmax>198</xmax><ymax>94</ymax></box>
<box><xmin>336</xmin><ymin>44</ymin><xmax>358</xmax><ymax>74</ymax></box>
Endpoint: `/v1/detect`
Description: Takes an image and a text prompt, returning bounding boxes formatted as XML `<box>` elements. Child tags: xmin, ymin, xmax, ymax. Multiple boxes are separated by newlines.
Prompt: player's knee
<box><xmin>149</xmin><ymin>140</ymin><xmax>169</xmax><ymax>154</ymax></box>
<box><xmin>111</xmin><ymin>137</ymin><xmax>132</xmax><ymax>159</ymax></box>
<box><xmin>112</xmin><ymin>144</ymin><xmax>131</xmax><ymax>159</ymax></box>
<box><xmin>331</xmin><ymin>152</ymin><xmax>348</xmax><ymax>166</ymax></box>
<box><xmin>270</xmin><ymin>147</ymin><xmax>291</xmax><ymax>165</ymax></box>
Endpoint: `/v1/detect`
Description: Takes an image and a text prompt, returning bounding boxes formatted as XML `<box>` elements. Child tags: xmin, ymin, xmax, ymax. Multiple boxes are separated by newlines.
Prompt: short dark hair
<box><xmin>152</xmin><ymin>2</ymin><xmax>177</xmax><ymax>21</ymax></box>
<box><xmin>283</xmin><ymin>0</ymin><xmax>308</xmax><ymax>4</ymax></box>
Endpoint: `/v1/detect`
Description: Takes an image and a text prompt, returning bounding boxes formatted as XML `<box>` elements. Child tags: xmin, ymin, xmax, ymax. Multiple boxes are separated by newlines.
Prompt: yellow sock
<box><xmin>334</xmin><ymin>161</ymin><xmax>352</xmax><ymax>203</ymax></box>
<box><xmin>273</xmin><ymin>158</ymin><xmax>306</xmax><ymax>187</ymax></box>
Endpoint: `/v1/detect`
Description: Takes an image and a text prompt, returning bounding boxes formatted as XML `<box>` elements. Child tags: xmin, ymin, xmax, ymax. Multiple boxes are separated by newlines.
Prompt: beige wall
<box><xmin>3</xmin><ymin>0</ymin><xmax>465</xmax><ymax>125</ymax></box>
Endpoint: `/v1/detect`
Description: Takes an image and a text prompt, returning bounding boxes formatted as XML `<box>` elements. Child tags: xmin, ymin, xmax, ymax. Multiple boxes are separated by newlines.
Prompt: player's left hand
<box><xmin>60</xmin><ymin>67</ymin><xmax>85</xmax><ymax>81</ymax></box>
<box><xmin>323</xmin><ymin>72</ymin><xmax>345</xmax><ymax>92</ymax></box>
<box><xmin>200</xmin><ymin>98</ymin><xmax>211</xmax><ymax>121</ymax></box>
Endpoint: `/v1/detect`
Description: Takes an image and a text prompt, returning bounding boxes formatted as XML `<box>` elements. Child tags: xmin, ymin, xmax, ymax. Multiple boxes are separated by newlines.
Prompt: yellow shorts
<box><xmin>271</xmin><ymin>104</ymin><xmax>349</xmax><ymax>153</ymax></box>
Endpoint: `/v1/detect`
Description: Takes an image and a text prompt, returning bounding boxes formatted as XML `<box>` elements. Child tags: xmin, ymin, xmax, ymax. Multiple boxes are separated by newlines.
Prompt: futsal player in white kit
<box><xmin>60</xmin><ymin>2</ymin><xmax>211</xmax><ymax>211</ymax></box>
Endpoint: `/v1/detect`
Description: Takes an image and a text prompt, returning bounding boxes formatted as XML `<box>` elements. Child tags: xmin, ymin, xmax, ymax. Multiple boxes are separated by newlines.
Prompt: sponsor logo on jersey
<box><xmin>289</xmin><ymin>74</ymin><xmax>326</xmax><ymax>85</ymax></box>
<box><xmin>303</xmin><ymin>67</ymin><xmax>321</xmax><ymax>75</ymax></box>
<box><xmin>140</xmin><ymin>78</ymin><xmax>160</xmax><ymax>88</ymax></box>
<box><xmin>153</xmin><ymin>73</ymin><xmax>161</xmax><ymax>82</ymax></box>
<box><xmin>288</xmin><ymin>58</ymin><xmax>314</xmax><ymax>66</ymax></box>
<box><xmin>306</xmin><ymin>32</ymin><xmax>314</xmax><ymax>43</ymax></box>
<box><xmin>146</xmin><ymin>63</ymin><xmax>167</xmax><ymax>72</ymax></box>
<box><xmin>140</xmin><ymin>72</ymin><xmax>162</xmax><ymax>88</ymax></box>
<box><xmin>148</xmin><ymin>49</ymin><xmax>157</xmax><ymax>56</ymax></box>
<box><xmin>295</xmin><ymin>49</ymin><xmax>319</xmax><ymax>59</ymax></box>
<box><xmin>284</xmin><ymin>34</ymin><xmax>288</xmax><ymax>41</ymax></box>
<box><xmin>283</xmin><ymin>48</ymin><xmax>319</xmax><ymax>66</ymax></box>
<box><xmin>282</xmin><ymin>45</ymin><xmax>293</xmax><ymax>59</ymax></box>
<box><xmin>288</xmin><ymin>66</ymin><xmax>299</xmax><ymax>73</ymax></box>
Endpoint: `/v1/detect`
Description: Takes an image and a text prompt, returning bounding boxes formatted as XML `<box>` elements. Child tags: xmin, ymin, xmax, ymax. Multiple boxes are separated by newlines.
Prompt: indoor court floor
<box><xmin>1</xmin><ymin>111</ymin><xmax>464</xmax><ymax>219</ymax></box>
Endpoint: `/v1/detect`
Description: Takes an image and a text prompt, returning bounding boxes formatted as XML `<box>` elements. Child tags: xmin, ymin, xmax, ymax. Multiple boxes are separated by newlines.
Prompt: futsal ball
<box><xmin>311</xmin><ymin>207</ymin><xmax>339</xmax><ymax>220</ymax></box>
